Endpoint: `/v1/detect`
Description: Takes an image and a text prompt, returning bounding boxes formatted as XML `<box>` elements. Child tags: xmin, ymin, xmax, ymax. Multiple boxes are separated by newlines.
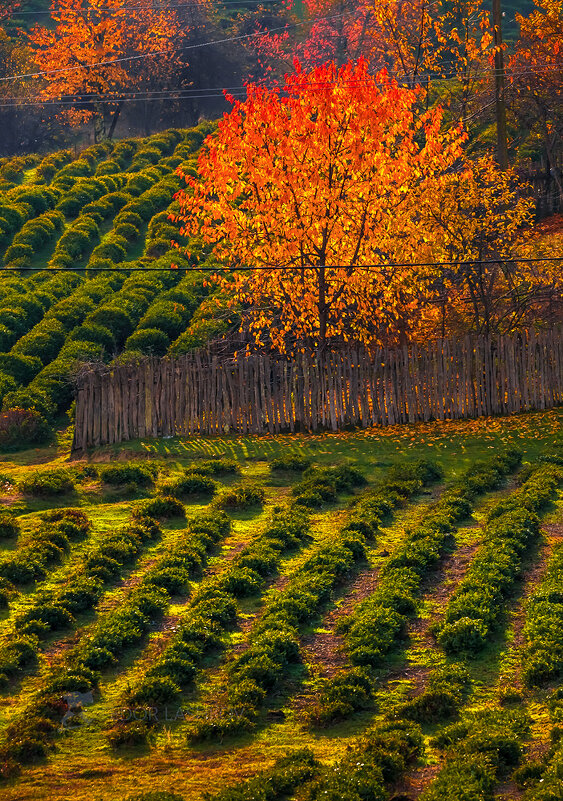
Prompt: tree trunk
<box><xmin>318</xmin><ymin>264</ymin><xmax>328</xmax><ymax>351</ymax></box>
<box><xmin>108</xmin><ymin>101</ymin><xmax>123</xmax><ymax>140</ymax></box>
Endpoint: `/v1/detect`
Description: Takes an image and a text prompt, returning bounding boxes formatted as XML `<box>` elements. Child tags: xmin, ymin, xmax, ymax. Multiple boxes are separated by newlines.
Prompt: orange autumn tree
<box><xmin>175</xmin><ymin>60</ymin><xmax>469</xmax><ymax>352</ymax></box>
<box><xmin>28</xmin><ymin>0</ymin><xmax>184</xmax><ymax>140</ymax></box>
<box><xmin>510</xmin><ymin>1</ymin><xmax>563</xmax><ymax>186</ymax></box>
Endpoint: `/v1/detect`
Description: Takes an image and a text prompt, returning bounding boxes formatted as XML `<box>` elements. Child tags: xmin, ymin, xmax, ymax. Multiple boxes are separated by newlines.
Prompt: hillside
<box><xmin>0</xmin><ymin>126</ymin><xmax>237</xmax><ymax>447</ymax></box>
<box><xmin>0</xmin><ymin>410</ymin><xmax>561</xmax><ymax>799</ymax></box>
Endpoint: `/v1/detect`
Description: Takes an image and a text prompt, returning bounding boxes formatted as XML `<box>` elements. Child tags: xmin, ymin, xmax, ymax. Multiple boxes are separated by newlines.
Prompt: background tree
<box><xmin>509</xmin><ymin>0</ymin><xmax>563</xmax><ymax>187</ymax></box>
<box><xmin>27</xmin><ymin>0</ymin><xmax>187</xmax><ymax>140</ymax></box>
<box><xmin>417</xmin><ymin>158</ymin><xmax>534</xmax><ymax>336</ymax></box>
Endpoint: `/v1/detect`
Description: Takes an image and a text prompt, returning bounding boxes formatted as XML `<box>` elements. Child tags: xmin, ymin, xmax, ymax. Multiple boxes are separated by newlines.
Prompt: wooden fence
<box><xmin>71</xmin><ymin>329</ymin><xmax>563</xmax><ymax>451</ymax></box>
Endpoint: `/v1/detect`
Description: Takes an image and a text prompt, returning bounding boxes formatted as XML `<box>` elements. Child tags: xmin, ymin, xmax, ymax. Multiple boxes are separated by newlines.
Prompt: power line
<box><xmin>0</xmin><ymin>63</ymin><xmax>560</xmax><ymax>108</ymax></box>
<box><xmin>0</xmin><ymin>11</ymin><xmax>350</xmax><ymax>82</ymax></box>
<box><xmin>2</xmin><ymin>256</ymin><xmax>563</xmax><ymax>272</ymax></box>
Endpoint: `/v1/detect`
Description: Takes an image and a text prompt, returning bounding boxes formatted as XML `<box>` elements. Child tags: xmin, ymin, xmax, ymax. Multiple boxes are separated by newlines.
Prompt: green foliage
<box><xmin>307</xmin><ymin>452</ymin><xmax>519</xmax><ymax>727</ymax></box>
<box><xmin>160</xmin><ymin>473</ymin><xmax>217</xmax><ymax>499</ymax></box>
<box><xmin>136</xmin><ymin>496</ymin><xmax>185</xmax><ymax>519</ymax></box>
<box><xmin>124</xmin><ymin>328</ymin><xmax>170</xmax><ymax>356</ymax></box>
<box><xmin>100</xmin><ymin>462</ymin><xmax>156</xmax><ymax>489</ymax></box>
<box><xmin>0</xmin><ymin>407</ymin><xmax>51</xmax><ymax>449</ymax></box>
<box><xmin>215</xmin><ymin>484</ymin><xmax>265</xmax><ymax>510</ymax></box>
<box><xmin>0</xmin><ymin>510</ymin><xmax>19</xmax><ymax>540</ymax></box>
<box><xmin>522</xmin><ymin>540</ymin><xmax>563</xmax><ymax>686</ymax></box>
<box><xmin>292</xmin><ymin>463</ymin><xmax>367</xmax><ymax>508</ymax></box>
<box><xmin>422</xmin><ymin>708</ymin><xmax>529</xmax><ymax>800</ymax></box>
<box><xmin>19</xmin><ymin>468</ymin><xmax>75</xmax><ymax>497</ymax></box>
<box><xmin>437</xmin><ymin>465</ymin><xmax>561</xmax><ymax>655</ymax></box>
<box><xmin>270</xmin><ymin>453</ymin><xmax>312</xmax><ymax>472</ymax></box>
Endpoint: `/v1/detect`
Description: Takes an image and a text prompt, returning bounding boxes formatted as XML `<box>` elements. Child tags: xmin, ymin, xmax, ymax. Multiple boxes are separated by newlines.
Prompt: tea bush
<box><xmin>101</xmin><ymin>462</ymin><xmax>156</xmax><ymax>489</ymax></box>
<box><xmin>437</xmin><ymin>464</ymin><xmax>562</xmax><ymax>655</ymax></box>
<box><xmin>521</xmin><ymin>542</ymin><xmax>563</xmax><ymax>686</ymax></box>
<box><xmin>270</xmin><ymin>453</ymin><xmax>311</xmax><ymax>472</ymax></box>
<box><xmin>307</xmin><ymin>451</ymin><xmax>520</xmax><ymax>726</ymax></box>
<box><xmin>215</xmin><ymin>484</ymin><xmax>266</xmax><ymax>510</ymax></box>
<box><xmin>19</xmin><ymin>468</ymin><xmax>75</xmax><ymax>497</ymax></box>
<box><xmin>160</xmin><ymin>473</ymin><xmax>217</xmax><ymax>499</ymax></box>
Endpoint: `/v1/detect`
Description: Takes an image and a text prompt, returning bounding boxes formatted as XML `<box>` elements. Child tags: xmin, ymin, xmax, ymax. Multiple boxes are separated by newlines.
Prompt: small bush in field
<box><xmin>19</xmin><ymin>468</ymin><xmax>75</xmax><ymax>497</ymax></box>
<box><xmin>215</xmin><ymin>484</ymin><xmax>265</xmax><ymax>510</ymax></box>
<box><xmin>0</xmin><ymin>408</ymin><xmax>51</xmax><ymax>450</ymax></box>
<box><xmin>137</xmin><ymin>496</ymin><xmax>185</xmax><ymax>519</ymax></box>
<box><xmin>107</xmin><ymin>720</ymin><xmax>150</xmax><ymax>749</ymax></box>
<box><xmin>270</xmin><ymin>454</ymin><xmax>311</xmax><ymax>472</ymax></box>
<box><xmin>160</xmin><ymin>473</ymin><xmax>217</xmax><ymax>499</ymax></box>
<box><xmin>188</xmin><ymin>458</ymin><xmax>240</xmax><ymax>476</ymax></box>
<box><xmin>0</xmin><ymin>511</ymin><xmax>19</xmax><ymax>539</ymax></box>
<box><xmin>101</xmin><ymin>463</ymin><xmax>156</xmax><ymax>489</ymax></box>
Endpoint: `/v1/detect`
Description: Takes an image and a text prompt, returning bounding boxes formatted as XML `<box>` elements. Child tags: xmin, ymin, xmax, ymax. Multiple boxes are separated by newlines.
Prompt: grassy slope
<box><xmin>0</xmin><ymin>407</ymin><xmax>560</xmax><ymax>800</ymax></box>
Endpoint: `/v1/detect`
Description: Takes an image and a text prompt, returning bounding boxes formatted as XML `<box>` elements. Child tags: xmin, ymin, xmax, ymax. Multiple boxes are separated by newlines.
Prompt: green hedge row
<box><xmin>7</xmin><ymin>261</ymin><xmax>187</xmax><ymax>417</ymax></box>
<box><xmin>0</xmin><ymin>506</ymin><xmax>234</xmax><ymax>770</ymax></box>
<box><xmin>521</xmin><ymin>541</ymin><xmax>563</xmax><ymax>686</ymax></box>
<box><xmin>95</xmin><ymin>139</ymin><xmax>138</xmax><ymax>176</ymax></box>
<box><xmin>3</xmin><ymin>209</ymin><xmax>64</xmax><ymax>270</ymax></box>
<box><xmin>47</xmin><ymin>214</ymin><xmax>100</xmax><ymax>269</ymax></box>
<box><xmin>1</xmin><ymin>507</ymin><xmax>162</xmax><ymax>685</ymax></box>
<box><xmin>169</xmin><ymin>290</ymin><xmax>240</xmax><ymax>355</ymax></box>
<box><xmin>0</xmin><ymin>271</ymin><xmax>80</xmax><ymax>383</ymax></box>
<box><xmin>518</xmin><ymin>692</ymin><xmax>563</xmax><ymax>799</ymax></box>
<box><xmin>203</xmin><ymin>718</ymin><xmax>422</xmax><ymax>801</ymax></box>
<box><xmin>0</xmin><ymin>154</ymin><xmax>38</xmax><ymax>187</ymax></box>
<box><xmin>185</xmin><ymin>462</ymin><xmax>442</xmax><ymax>741</ymax></box>
<box><xmin>34</xmin><ymin>149</ymin><xmax>73</xmax><ymax>183</ymax></box>
<box><xmin>419</xmin><ymin>708</ymin><xmax>530</xmax><ymax>801</ymax></box>
<box><xmin>4</xmin><ymin>274</ymin><xmax>124</xmax><ymax>418</ymax></box>
<box><xmin>0</xmin><ymin>186</ymin><xmax>60</xmax><ymax>256</ymax></box>
<box><xmin>436</xmin><ymin>464</ymin><xmax>563</xmax><ymax>655</ymax></box>
<box><xmin>0</xmin><ymin>507</ymin><xmax>91</xmax><ymax>588</ymax></box>
<box><xmin>110</xmin><ymin>505</ymin><xmax>311</xmax><ymax>746</ymax></box>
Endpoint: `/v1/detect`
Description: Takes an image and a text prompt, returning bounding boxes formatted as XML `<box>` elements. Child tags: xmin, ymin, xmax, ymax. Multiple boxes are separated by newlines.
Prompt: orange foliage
<box><xmin>175</xmin><ymin>59</ymin><xmax>470</xmax><ymax>352</ymax></box>
<box><xmin>27</xmin><ymin>0</ymin><xmax>188</xmax><ymax>135</ymax></box>
<box><xmin>510</xmin><ymin>1</ymin><xmax>563</xmax><ymax>177</ymax></box>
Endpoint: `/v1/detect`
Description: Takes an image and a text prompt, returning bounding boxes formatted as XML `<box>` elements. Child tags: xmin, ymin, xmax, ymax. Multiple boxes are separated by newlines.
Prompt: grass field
<box><xmin>0</xmin><ymin>408</ymin><xmax>561</xmax><ymax>800</ymax></box>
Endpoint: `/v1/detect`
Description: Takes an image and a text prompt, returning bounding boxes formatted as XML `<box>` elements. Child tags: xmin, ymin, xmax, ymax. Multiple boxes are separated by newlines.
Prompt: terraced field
<box><xmin>0</xmin><ymin>125</ymin><xmax>238</xmax><ymax>447</ymax></box>
<box><xmin>0</xmin><ymin>408</ymin><xmax>561</xmax><ymax>800</ymax></box>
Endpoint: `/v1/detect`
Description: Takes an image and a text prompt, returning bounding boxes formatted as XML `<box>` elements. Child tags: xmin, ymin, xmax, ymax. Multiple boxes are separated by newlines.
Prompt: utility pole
<box><xmin>492</xmin><ymin>0</ymin><xmax>509</xmax><ymax>170</ymax></box>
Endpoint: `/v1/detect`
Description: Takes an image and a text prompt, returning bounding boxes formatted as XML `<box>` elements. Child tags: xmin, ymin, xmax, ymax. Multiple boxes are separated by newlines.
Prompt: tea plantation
<box><xmin>0</xmin><ymin>125</ymin><xmax>236</xmax><ymax>449</ymax></box>
<box><xmin>0</xmin><ymin>408</ymin><xmax>561</xmax><ymax>801</ymax></box>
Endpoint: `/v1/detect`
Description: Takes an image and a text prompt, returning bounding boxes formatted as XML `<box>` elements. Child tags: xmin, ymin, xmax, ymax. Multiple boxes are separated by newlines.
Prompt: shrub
<box><xmin>89</xmin><ymin>306</ymin><xmax>134</xmax><ymax>344</ymax></box>
<box><xmin>124</xmin><ymin>328</ymin><xmax>170</xmax><ymax>356</ymax></box>
<box><xmin>0</xmin><ymin>407</ymin><xmax>51</xmax><ymax>448</ymax></box>
<box><xmin>68</xmin><ymin>322</ymin><xmax>115</xmax><ymax>351</ymax></box>
<box><xmin>19</xmin><ymin>468</ymin><xmax>75</xmax><ymax>497</ymax></box>
<box><xmin>0</xmin><ymin>353</ymin><xmax>42</xmax><ymax>384</ymax></box>
<box><xmin>435</xmin><ymin>468</ymin><xmax>558</xmax><ymax>657</ymax></box>
<box><xmin>215</xmin><ymin>485</ymin><xmax>265</xmax><ymax>510</ymax></box>
<box><xmin>91</xmin><ymin>236</ymin><xmax>128</xmax><ymax>262</ymax></box>
<box><xmin>270</xmin><ymin>454</ymin><xmax>311</xmax><ymax>472</ymax></box>
<box><xmin>306</xmin><ymin>667</ymin><xmax>374</xmax><ymax>727</ymax></box>
<box><xmin>128</xmin><ymin>675</ymin><xmax>181</xmax><ymax>706</ymax></box>
<box><xmin>101</xmin><ymin>463</ymin><xmax>156</xmax><ymax>488</ymax></box>
<box><xmin>107</xmin><ymin>720</ymin><xmax>150</xmax><ymax>749</ymax></box>
<box><xmin>0</xmin><ymin>511</ymin><xmax>19</xmax><ymax>539</ymax></box>
<box><xmin>160</xmin><ymin>473</ymin><xmax>217</xmax><ymax>499</ymax></box>
<box><xmin>189</xmin><ymin>459</ymin><xmax>240</xmax><ymax>476</ymax></box>
<box><xmin>136</xmin><ymin>496</ymin><xmax>185</xmax><ymax>519</ymax></box>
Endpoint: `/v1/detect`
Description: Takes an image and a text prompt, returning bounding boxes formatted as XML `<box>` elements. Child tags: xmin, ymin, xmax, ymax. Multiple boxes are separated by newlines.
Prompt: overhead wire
<box><xmin>0</xmin><ymin>10</ymin><xmax>352</xmax><ymax>81</ymax></box>
<box><xmin>0</xmin><ymin>63</ymin><xmax>560</xmax><ymax>108</ymax></box>
<box><xmin>1</xmin><ymin>256</ymin><xmax>562</xmax><ymax>272</ymax></box>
